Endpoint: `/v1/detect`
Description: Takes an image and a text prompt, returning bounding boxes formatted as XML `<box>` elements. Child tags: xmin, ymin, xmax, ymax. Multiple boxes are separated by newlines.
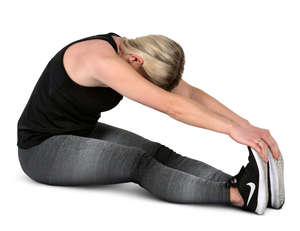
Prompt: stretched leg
<box><xmin>85</xmin><ymin>122</ymin><xmax>232</xmax><ymax>204</ymax></box>
<box><xmin>18</xmin><ymin>131</ymin><xmax>231</xmax><ymax>204</ymax></box>
<box><xmin>86</xmin><ymin>122</ymin><xmax>232</xmax><ymax>183</ymax></box>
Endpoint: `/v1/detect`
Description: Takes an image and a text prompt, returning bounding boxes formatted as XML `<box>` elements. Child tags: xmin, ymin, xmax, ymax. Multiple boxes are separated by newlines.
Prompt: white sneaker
<box><xmin>267</xmin><ymin>148</ymin><xmax>285</xmax><ymax>209</ymax></box>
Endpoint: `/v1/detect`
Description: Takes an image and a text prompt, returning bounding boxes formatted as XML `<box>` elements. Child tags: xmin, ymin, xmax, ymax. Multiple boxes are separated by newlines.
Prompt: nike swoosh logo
<box><xmin>246</xmin><ymin>182</ymin><xmax>256</xmax><ymax>206</ymax></box>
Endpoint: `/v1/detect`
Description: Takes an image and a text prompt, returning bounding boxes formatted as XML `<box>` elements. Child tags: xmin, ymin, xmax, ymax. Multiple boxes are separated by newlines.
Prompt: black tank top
<box><xmin>17</xmin><ymin>32</ymin><xmax>123</xmax><ymax>149</ymax></box>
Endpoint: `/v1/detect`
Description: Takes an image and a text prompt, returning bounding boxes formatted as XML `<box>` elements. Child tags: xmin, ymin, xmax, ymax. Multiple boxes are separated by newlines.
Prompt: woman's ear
<box><xmin>129</xmin><ymin>54</ymin><xmax>144</xmax><ymax>65</ymax></box>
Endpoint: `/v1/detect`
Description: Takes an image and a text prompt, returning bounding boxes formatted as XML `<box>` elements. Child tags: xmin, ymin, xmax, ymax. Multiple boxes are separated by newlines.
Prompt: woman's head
<box><xmin>118</xmin><ymin>34</ymin><xmax>185</xmax><ymax>91</ymax></box>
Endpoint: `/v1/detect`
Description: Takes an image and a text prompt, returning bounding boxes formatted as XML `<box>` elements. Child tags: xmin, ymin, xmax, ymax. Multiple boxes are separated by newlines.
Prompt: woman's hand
<box><xmin>242</xmin><ymin>123</ymin><xmax>281</xmax><ymax>159</ymax></box>
<box><xmin>228</xmin><ymin>123</ymin><xmax>281</xmax><ymax>162</ymax></box>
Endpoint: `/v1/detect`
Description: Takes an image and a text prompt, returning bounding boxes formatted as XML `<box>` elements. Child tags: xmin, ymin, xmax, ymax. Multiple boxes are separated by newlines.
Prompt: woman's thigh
<box><xmin>18</xmin><ymin>134</ymin><xmax>149</xmax><ymax>186</ymax></box>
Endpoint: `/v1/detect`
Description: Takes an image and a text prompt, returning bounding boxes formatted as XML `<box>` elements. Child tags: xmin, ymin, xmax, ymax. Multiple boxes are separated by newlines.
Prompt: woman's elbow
<box><xmin>165</xmin><ymin>93</ymin><xmax>183</xmax><ymax>118</ymax></box>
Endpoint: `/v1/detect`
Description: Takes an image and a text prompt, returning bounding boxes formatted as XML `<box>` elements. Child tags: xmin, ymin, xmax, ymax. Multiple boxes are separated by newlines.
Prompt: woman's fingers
<box><xmin>261</xmin><ymin>129</ymin><xmax>281</xmax><ymax>160</ymax></box>
<box><xmin>257</xmin><ymin>139</ymin><xmax>269</xmax><ymax>162</ymax></box>
<box><xmin>251</xmin><ymin>140</ymin><xmax>268</xmax><ymax>163</ymax></box>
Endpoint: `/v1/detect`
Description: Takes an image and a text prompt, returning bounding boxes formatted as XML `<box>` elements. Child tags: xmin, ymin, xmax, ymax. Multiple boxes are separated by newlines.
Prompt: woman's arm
<box><xmin>168</xmin><ymin>94</ymin><xmax>235</xmax><ymax>134</ymax></box>
<box><xmin>189</xmin><ymin>85</ymin><xmax>281</xmax><ymax>161</ymax></box>
<box><xmin>85</xmin><ymin>53</ymin><xmax>235</xmax><ymax>135</ymax></box>
<box><xmin>190</xmin><ymin>86</ymin><xmax>250</xmax><ymax>127</ymax></box>
<box><xmin>84</xmin><ymin>50</ymin><xmax>277</xmax><ymax>161</ymax></box>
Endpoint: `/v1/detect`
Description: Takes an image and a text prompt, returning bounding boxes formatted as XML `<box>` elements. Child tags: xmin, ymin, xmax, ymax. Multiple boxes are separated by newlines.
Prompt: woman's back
<box><xmin>17</xmin><ymin>32</ymin><xmax>124</xmax><ymax>149</ymax></box>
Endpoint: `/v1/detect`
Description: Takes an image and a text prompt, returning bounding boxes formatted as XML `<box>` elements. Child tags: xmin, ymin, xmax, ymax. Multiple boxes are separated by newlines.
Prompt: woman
<box><xmin>17</xmin><ymin>32</ymin><xmax>284</xmax><ymax>215</ymax></box>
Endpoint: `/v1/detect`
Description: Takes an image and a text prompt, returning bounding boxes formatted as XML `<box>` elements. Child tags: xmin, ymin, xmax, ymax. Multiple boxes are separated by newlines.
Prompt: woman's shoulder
<box><xmin>63</xmin><ymin>38</ymin><xmax>117</xmax><ymax>87</ymax></box>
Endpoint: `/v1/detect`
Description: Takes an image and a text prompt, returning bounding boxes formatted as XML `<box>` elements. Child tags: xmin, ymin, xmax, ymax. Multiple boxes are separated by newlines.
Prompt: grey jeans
<box><xmin>18</xmin><ymin>122</ymin><xmax>232</xmax><ymax>204</ymax></box>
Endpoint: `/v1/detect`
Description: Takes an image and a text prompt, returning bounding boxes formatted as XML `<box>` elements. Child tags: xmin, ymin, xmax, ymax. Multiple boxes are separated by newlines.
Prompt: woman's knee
<box><xmin>150</xmin><ymin>142</ymin><xmax>183</xmax><ymax>165</ymax></box>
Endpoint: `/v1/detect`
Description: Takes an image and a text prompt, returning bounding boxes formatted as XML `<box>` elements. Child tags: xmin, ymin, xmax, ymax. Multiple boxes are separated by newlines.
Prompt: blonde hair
<box><xmin>119</xmin><ymin>34</ymin><xmax>185</xmax><ymax>91</ymax></box>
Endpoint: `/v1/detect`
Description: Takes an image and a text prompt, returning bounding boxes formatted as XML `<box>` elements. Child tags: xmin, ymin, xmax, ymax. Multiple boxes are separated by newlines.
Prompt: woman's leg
<box><xmin>86</xmin><ymin>122</ymin><xmax>233</xmax><ymax>183</ymax></box>
<box><xmin>18</xmin><ymin>122</ymin><xmax>232</xmax><ymax>204</ymax></box>
<box><xmin>85</xmin><ymin>122</ymin><xmax>232</xmax><ymax>204</ymax></box>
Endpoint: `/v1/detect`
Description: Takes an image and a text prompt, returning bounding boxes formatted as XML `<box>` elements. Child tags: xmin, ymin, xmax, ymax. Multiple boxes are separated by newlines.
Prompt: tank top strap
<box><xmin>108</xmin><ymin>32</ymin><xmax>121</xmax><ymax>37</ymax></box>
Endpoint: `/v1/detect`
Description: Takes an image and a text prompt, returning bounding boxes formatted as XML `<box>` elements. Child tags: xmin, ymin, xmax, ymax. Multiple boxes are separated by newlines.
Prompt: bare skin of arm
<box><xmin>185</xmin><ymin>83</ymin><xmax>281</xmax><ymax>161</ymax></box>
<box><xmin>189</xmin><ymin>85</ymin><xmax>250</xmax><ymax>127</ymax></box>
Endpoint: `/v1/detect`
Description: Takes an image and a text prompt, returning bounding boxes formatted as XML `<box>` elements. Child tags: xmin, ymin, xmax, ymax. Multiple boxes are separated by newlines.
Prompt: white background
<box><xmin>1</xmin><ymin>0</ymin><xmax>299</xmax><ymax>230</ymax></box>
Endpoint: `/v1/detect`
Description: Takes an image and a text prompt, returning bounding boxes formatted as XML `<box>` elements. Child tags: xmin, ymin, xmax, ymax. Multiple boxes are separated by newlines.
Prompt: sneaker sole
<box><xmin>250</xmin><ymin>147</ymin><xmax>269</xmax><ymax>215</ymax></box>
<box><xmin>268</xmin><ymin>149</ymin><xmax>285</xmax><ymax>209</ymax></box>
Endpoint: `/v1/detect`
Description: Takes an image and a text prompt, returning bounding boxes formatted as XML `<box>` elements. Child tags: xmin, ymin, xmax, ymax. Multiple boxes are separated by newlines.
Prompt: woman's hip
<box><xmin>17</xmin><ymin>131</ymin><xmax>161</xmax><ymax>186</ymax></box>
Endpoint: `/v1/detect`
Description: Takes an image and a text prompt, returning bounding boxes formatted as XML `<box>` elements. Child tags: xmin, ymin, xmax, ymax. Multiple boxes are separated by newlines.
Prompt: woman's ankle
<box><xmin>230</xmin><ymin>186</ymin><xmax>244</xmax><ymax>207</ymax></box>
